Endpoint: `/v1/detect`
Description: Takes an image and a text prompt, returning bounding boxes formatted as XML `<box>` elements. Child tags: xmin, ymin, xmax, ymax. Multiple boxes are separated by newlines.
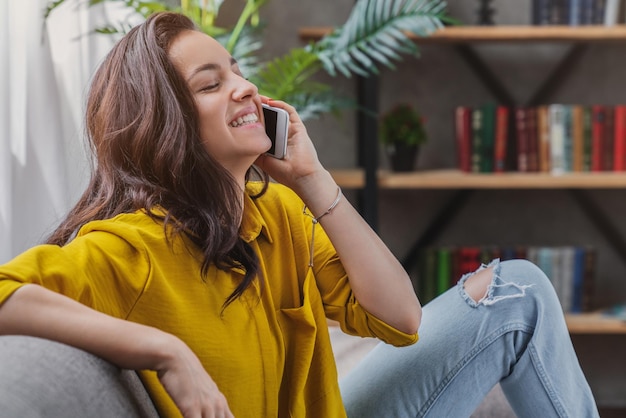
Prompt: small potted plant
<box><xmin>379</xmin><ymin>103</ymin><xmax>428</xmax><ymax>172</ymax></box>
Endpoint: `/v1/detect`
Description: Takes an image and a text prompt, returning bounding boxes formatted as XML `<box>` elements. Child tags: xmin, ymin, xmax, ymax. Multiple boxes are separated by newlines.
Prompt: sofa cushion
<box><xmin>0</xmin><ymin>335</ymin><xmax>159</xmax><ymax>418</ymax></box>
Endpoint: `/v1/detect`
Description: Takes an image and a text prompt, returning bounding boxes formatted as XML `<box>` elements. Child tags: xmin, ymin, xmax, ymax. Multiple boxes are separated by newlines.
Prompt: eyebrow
<box><xmin>187</xmin><ymin>57</ymin><xmax>238</xmax><ymax>82</ymax></box>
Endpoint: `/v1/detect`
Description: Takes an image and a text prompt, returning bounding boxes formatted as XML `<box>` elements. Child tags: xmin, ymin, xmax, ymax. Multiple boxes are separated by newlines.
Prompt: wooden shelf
<box><xmin>566</xmin><ymin>313</ymin><xmax>626</xmax><ymax>334</ymax></box>
<box><xmin>330</xmin><ymin>169</ymin><xmax>626</xmax><ymax>189</ymax></box>
<box><xmin>299</xmin><ymin>25</ymin><xmax>626</xmax><ymax>44</ymax></box>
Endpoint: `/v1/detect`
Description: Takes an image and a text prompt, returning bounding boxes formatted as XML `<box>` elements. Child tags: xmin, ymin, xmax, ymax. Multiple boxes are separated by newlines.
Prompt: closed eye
<box><xmin>199</xmin><ymin>83</ymin><xmax>219</xmax><ymax>92</ymax></box>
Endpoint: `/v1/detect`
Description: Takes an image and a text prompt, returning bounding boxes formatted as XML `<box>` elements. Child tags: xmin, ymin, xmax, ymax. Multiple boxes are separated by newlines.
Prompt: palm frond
<box><xmin>250</xmin><ymin>47</ymin><xmax>323</xmax><ymax>101</ymax></box>
<box><xmin>314</xmin><ymin>0</ymin><xmax>447</xmax><ymax>77</ymax></box>
<box><xmin>286</xmin><ymin>91</ymin><xmax>354</xmax><ymax>121</ymax></box>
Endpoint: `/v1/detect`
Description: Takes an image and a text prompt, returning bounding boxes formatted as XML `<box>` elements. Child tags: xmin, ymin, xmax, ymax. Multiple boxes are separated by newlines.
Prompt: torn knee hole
<box><xmin>464</xmin><ymin>267</ymin><xmax>494</xmax><ymax>302</ymax></box>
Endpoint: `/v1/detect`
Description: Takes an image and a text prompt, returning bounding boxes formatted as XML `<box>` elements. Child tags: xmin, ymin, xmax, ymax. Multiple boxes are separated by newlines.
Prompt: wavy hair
<box><xmin>47</xmin><ymin>12</ymin><xmax>267</xmax><ymax>307</ymax></box>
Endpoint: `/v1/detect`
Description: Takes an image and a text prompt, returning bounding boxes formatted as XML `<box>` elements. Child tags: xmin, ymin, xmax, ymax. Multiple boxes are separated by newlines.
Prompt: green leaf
<box><xmin>315</xmin><ymin>0</ymin><xmax>446</xmax><ymax>78</ymax></box>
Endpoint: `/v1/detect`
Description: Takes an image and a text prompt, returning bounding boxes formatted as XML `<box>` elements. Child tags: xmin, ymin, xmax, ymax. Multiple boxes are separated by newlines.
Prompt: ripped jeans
<box><xmin>340</xmin><ymin>259</ymin><xmax>600</xmax><ymax>418</ymax></box>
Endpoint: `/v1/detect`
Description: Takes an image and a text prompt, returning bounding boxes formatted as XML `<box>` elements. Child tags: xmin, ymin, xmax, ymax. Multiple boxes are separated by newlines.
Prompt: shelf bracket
<box><xmin>526</xmin><ymin>44</ymin><xmax>587</xmax><ymax>106</ymax></box>
<box><xmin>401</xmin><ymin>190</ymin><xmax>473</xmax><ymax>271</ymax></box>
<box><xmin>568</xmin><ymin>189</ymin><xmax>626</xmax><ymax>266</ymax></box>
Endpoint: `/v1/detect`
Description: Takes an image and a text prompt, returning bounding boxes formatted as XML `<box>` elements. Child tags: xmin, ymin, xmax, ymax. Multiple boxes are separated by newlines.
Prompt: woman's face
<box><xmin>168</xmin><ymin>30</ymin><xmax>271</xmax><ymax>178</ymax></box>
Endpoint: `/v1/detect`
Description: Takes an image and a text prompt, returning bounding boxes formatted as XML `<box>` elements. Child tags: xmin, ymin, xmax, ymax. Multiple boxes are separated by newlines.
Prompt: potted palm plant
<box><xmin>379</xmin><ymin>103</ymin><xmax>427</xmax><ymax>172</ymax></box>
<box><xmin>45</xmin><ymin>0</ymin><xmax>449</xmax><ymax>120</ymax></box>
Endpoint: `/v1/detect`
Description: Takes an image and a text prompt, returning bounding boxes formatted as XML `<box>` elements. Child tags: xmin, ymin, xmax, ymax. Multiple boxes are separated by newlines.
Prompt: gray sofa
<box><xmin>0</xmin><ymin>336</ymin><xmax>159</xmax><ymax>417</ymax></box>
<box><xmin>0</xmin><ymin>335</ymin><xmax>515</xmax><ymax>417</ymax></box>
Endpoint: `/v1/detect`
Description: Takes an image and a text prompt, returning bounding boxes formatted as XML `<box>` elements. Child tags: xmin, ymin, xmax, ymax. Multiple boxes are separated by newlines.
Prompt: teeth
<box><xmin>230</xmin><ymin>113</ymin><xmax>258</xmax><ymax>127</ymax></box>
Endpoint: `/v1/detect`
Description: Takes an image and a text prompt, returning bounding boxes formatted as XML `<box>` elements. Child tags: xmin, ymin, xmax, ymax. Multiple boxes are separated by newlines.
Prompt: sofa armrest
<box><xmin>0</xmin><ymin>335</ymin><xmax>159</xmax><ymax>418</ymax></box>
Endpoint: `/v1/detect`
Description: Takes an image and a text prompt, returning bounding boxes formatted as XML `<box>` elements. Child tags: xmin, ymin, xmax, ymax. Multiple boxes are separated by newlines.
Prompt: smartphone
<box><xmin>262</xmin><ymin>103</ymin><xmax>289</xmax><ymax>159</ymax></box>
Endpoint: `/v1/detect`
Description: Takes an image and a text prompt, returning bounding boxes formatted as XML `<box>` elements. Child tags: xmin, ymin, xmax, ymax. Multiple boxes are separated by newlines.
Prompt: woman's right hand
<box><xmin>0</xmin><ymin>285</ymin><xmax>234</xmax><ymax>418</ymax></box>
<box><xmin>156</xmin><ymin>337</ymin><xmax>234</xmax><ymax>418</ymax></box>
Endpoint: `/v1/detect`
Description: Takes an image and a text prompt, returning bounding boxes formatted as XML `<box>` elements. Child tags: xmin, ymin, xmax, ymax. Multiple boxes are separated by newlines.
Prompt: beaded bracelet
<box><xmin>302</xmin><ymin>186</ymin><xmax>343</xmax><ymax>267</ymax></box>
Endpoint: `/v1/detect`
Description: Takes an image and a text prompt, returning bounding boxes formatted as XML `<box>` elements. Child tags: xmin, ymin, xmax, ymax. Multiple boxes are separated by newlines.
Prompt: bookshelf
<box><xmin>299</xmin><ymin>25</ymin><xmax>626</xmax><ymax>44</ymax></box>
<box><xmin>330</xmin><ymin>169</ymin><xmax>626</xmax><ymax>189</ymax></box>
<box><xmin>304</xmin><ymin>25</ymin><xmax>626</xmax><ymax>335</ymax></box>
<box><xmin>566</xmin><ymin>312</ymin><xmax>626</xmax><ymax>334</ymax></box>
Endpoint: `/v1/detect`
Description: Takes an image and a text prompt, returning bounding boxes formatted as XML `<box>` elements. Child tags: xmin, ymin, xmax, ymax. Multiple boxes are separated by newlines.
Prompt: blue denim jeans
<box><xmin>340</xmin><ymin>259</ymin><xmax>599</xmax><ymax>418</ymax></box>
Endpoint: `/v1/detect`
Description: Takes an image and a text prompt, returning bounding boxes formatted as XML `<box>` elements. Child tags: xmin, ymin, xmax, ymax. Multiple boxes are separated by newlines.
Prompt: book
<box><xmin>570</xmin><ymin>0</ymin><xmax>584</xmax><ymax>24</ymax></box>
<box><xmin>527</xmin><ymin>107</ymin><xmax>540</xmax><ymax>172</ymax></box>
<box><xmin>559</xmin><ymin>246</ymin><xmax>576</xmax><ymax>312</ymax></box>
<box><xmin>614</xmin><ymin>105</ymin><xmax>626</xmax><ymax>171</ymax></box>
<box><xmin>591</xmin><ymin>105</ymin><xmax>606</xmax><ymax>172</ymax></box>
<box><xmin>571</xmin><ymin>247</ymin><xmax>586</xmax><ymax>313</ymax></box>
<box><xmin>549</xmin><ymin>104</ymin><xmax>566</xmax><ymax>175</ymax></box>
<box><xmin>457</xmin><ymin>247</ymin><xmax>482</xmax><ymax>276</ymax></box>
<box><xmin>532</xmin><ymin>0</ymin><xmax>551</xmax><ymax>25</ymax></box>
<box><xmin>515</xmin><ymin>107</ymin><xmax>530</xmax><ymax>172</ymax></box>
<box><xmin>604</xmin><ymin>0</ymin><xmax>620</xmax><ymax>25</ymax></box>
<box><xmin>582</xmin><ymin>106</ymin><xmax>594</xmax><ymax>171</ymax></box>
<box><xmin>537</xmin><ymin>105</ymin><xmax>552</xmax><ymax>172</ymax></box>
<box><xmin>471</xmin><ymin>108</ymin><xmax>484</xmax><ymax>173</ymax></box>
<box><xmin>562</xmin><ymin>105</ymin><xmax>574</xmax><ymax>172</ymax></box>
<box><xmin>571</xmin><ymin>105</ymin><xmax>585</xmax><ymax>172</ymax></box>
<box><xmin>582</xmin><ymin>247</ymin><xmax>596</xmax><ymax>312</ymax></box>
<box><xmin>481</xmin><ymin>103</ymin><xmax>497</xmax><ymax>173</ymax></box>
<box><xmin>437</xmin><ymin>247</ymin><xmax>453</xmax><ymax>296</ymax></box>
<box><xmin>455</xmin><ymin>106</ymin><xmax>473</xmax><ymax>172</ymax></box>
<box><xmin>603</xmin><ymin>105</ymin><xmax>615</xmax><ymax>171</ymax></box>
<box><xmin>493</xmin><ymin>106</ymin><xmax>510</xmax><ymax>173</ymax></box>
<box><xmin>417</xmin><ymin>247</ymin><xmax>438</xmax><ymax>304</ymax></box>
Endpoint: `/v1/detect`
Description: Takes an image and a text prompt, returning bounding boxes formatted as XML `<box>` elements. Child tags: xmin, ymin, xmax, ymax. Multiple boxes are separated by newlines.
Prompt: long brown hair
<box><xmin>47</xmin><ymin>12</ymin><xmax>267</xmax><ymax>306</ymax></box>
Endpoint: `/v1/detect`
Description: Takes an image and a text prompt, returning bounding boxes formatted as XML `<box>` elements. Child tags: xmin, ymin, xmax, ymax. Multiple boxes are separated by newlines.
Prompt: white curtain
<box><xmin>0</xmin><ymin>1</ymin><xmax>131</xmax><ymax>263</ymax></box>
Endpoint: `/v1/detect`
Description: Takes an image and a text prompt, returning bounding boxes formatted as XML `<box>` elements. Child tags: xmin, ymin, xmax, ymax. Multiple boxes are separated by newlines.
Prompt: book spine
<box><xmin>494</xmin><ymin>106</ymin><xmax>510</xmax><ymax>173</ymax></box>
<box><xmin>437</xmin><ymin>247</ymin><xmax>452</xmax><ymax>296</ymax></box>
<box><xmin>515</xmin><ymin>107</ymin><xmax>529</xmax><ymax>172</ymax></box>
<box><xmin>549</xmin><ymin>104</ymin><xmax>566</xmax><ymax>175</ymax></box>
<box><xmin>481</xmin><ymin>103</ymin><xmax>496</xmax><ymax>173</ymax></box>
<box><xmin>591</xmin><ymin>105</ymin><xmax>606</xmax><ymax>172</ymax></box>
<box><xmin>614</xmin><ymin>105</ymin><xmax>626</xmax><ymax>171</ymax></box>
<box><xmin>471</xmin><ymin>108</ymin><xmax>483</xmax><ymax>173</ymax></box>
<box><xmin>570</xmin><ymin>0</ymin><xmax>583</xmax><ymax>24</ymax></box>
<box><xmin>563</xmin><ymin>105</ymin><xmax>574</xmax><ymax>172</ymax></box>
<box><xmin>537</xmin><ymin>106</ymin><xmax>552</xmax><ymax>172</ymax></box>
<box><xmin>527</xmin><ymin>107</ymin><xmax>540</xmax><ymax>172</ymax></box>
<box><xmin>603</xmin><ymin>106</ymin><xmax>615</xmax><ymax>171</ymax></box>
<box><xmin>582</xmin><ymin>247</ymin><xmax>596</xmax><ymax>312</ymax></box>
<box><xmin>455</xmin><ymin>106</ymin><xmax>473</xmax><ymax>172</ymax></box>
<box><xmin>582</xmin><ymin>106</ymin><xmax>594</xmax><ymax>171</ymax></box>
<box><xmin>604</xmin><ymin>0</ymin><xmax>619</xmax><ymax>24</ymax></box>
<box><xmin>571</xmin><ymin>247</ymin><xmax>586</xmax><ymax>313</ymax></box>
<box><xmin>594</xmin><ymin>0</ymin><xmax>608</xmax><ymax>24</ymax></box>
<box><xmin>571</xmin><ymin>105</ymin><xmax>585</xmax><ymax>172</ymax></box>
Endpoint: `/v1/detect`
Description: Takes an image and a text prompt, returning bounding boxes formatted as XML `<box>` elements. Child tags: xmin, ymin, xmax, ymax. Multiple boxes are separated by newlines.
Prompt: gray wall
<box><xmin>223</xmin><ymin>0</ymin><xmax>626</xmax><ymax>407</ymax></box>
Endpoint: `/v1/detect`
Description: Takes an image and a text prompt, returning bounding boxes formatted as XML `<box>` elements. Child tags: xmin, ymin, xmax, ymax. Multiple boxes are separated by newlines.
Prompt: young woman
<box><xmin>0</xmin><ymin>12</ymin><xmax>599</xmax><ymax>418</ymax></box>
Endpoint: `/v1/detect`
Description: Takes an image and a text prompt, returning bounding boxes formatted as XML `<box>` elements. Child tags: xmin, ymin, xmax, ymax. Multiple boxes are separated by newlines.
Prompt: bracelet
<box><xmin>303</xmin><ymin>186</ymin><xmax>343</xmax><ymax>267</ymax></box>
<box><xmin>302</xmin><ymin>186</ymin><xmax>343</xmax><ymax>224</ymax></box>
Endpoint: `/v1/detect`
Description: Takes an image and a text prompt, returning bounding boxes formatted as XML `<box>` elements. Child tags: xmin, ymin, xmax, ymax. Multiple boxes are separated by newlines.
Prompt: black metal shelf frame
<box><xmin>353</xmin><ymin>41</ymin><xmax>626</xmax><ymax>273</ymax></box>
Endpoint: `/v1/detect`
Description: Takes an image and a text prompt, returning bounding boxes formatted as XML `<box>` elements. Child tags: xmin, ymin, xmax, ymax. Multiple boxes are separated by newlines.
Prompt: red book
<box><xmin>456</xmin><ymin>247</ymin><xmax>482</xmax><ymax>276</ymax></box>
<box><xmin>614</xmin><ymin>105</ymin><xmax>626</xmax><ymax>171</ymax></box>
<box><xmin>455</xmin><ymin>106</ymin><xmax>472</xmax><ymax>172</ymax></box>
<box><xmin>591</xmin><ymin>105</ymin><xmax>606</xmax><ymax>172</ymax></box>
<box><xmin>493</xmin><ymin>106</ymin><xmax>510</xmax><ymax>173</ymax></box>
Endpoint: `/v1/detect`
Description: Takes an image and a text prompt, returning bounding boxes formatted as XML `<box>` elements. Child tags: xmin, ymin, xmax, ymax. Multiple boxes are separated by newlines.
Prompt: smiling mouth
<box><xmin>229</xmin><ymin>113</ymin><xmax>259</xmax><ymax>127</ymax></box>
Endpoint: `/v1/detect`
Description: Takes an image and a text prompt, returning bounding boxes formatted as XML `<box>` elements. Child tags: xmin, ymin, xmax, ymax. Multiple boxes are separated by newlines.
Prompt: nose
<box><xmin>232</xmin><ymin>75</ymin><xmax>258</xmax><ymax>101</ymax></box>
